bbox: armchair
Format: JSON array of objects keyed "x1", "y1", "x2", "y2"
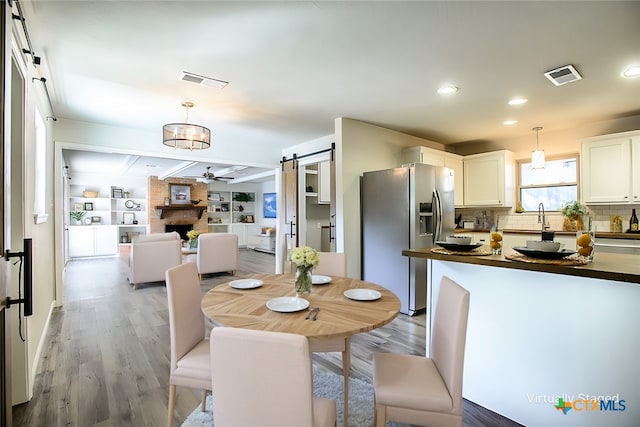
[
  {"x1": 184, "y1": 232, "x2": 238, "y2": 278},
  {"x1": 127, "y1": 232, "x2": 182, "y2": 289}
]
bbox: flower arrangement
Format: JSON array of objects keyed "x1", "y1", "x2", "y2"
[
  {"x1": 289, "y1": 246, "x2": 319, "y2": 269},
  {"x1": 186, "y1": 229, "x2": 201, "y2": 240},
  {"x1": 187, "y1": 229, "x2": 201, "y2": 248},
  {"x1": 289, "y1": 246, "x2": 319, "y2": 295}
]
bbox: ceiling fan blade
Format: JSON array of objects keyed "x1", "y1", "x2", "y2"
[{"x1": 213, "y1": 176, "x2": 234, "y2": 181}]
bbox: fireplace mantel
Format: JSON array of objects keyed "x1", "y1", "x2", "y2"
[{"x1": 155, "y1": 205, "x2": 207, "y2": 219}]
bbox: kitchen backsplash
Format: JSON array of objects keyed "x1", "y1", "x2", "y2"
[{"x1": 456, "y1": 204, "x2": 640, "y2": 232}]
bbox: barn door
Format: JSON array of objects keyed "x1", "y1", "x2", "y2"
[{"x1": 281, "y1": 158, "x2": 298, "y2": 273}]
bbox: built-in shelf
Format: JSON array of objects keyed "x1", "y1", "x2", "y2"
[{"x1": 155, "y1": 205, "x2": 207, "y2": 219}]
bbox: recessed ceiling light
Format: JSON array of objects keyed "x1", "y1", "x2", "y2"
[
  {"x1": 503, "y1": 120, "x2": 518, "y2": 126},
  {"x1": 508, "y1": 97, "x2": 528, "y2": 106},
  {"x1": 437, "y1": 85, "x2": 459, "y2": 95},
  {"x1": 622, "y1": 66, "x2": 640, "y2": 78}
]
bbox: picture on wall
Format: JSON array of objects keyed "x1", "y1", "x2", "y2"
[
  {"x1": 170, "y1": 184, "x2": 191, "y2": 205},
  {"x1": 263, "y1": 192, "x2": 276, "y2": 218}
]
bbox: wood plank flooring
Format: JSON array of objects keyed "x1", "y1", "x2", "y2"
[{"x1": 13, "y1": 249, "x2": 522, "y2": 427}]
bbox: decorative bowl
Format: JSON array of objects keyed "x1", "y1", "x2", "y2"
[
  {"x1": 525, "y1": 240, "x2": 561, "y2": 252},
  {"x1": 446, "y1": 235, "x2": 472, "y2": 245}
]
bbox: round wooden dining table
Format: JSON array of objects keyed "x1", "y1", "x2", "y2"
[{"x1": 201, "y1": 272, "x2": 400, "y2": 425}]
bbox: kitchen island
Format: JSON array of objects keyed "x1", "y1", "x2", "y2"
[{"x1": 403, "y1": 248, "x2": 639, "y2": 427}]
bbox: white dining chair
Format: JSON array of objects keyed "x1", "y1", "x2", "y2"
[
  {"x1": 373, "y1": 276, "x2": 470, "y2": 427},
  {"x1": 165, "y1": 262, "x2": 211, "y2": 427},
  {"x1": 310, "y1": 252, "x2": 351, "y2": 421},
  {"x1": 210, "y1": 327, "x2": 336, "y2": 427}
]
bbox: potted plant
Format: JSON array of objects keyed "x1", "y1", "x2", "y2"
[
  {"x1": 561, "y1": 200, "x2": 587, "y2": 231},
  {"x1": 70, "y1": 210, "x2": 86, "y2": 225}
]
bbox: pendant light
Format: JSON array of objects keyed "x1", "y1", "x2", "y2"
[
  {"x1": 531, "y1": 126, "x2": 545, "y2": 169},
  {"x1": 162, "y1": 101, "x2": 211, "y2": 150}
]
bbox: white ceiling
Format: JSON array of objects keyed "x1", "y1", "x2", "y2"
[{"x1": 17, "y1": 1, "x2": 640, "y2": 180}]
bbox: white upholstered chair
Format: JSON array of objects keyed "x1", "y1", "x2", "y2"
[
  {"x1": 309, "y1": 252, "x2": 351, "y2": 419},
  {"x1": 165, "y1": 262, "x2": 211, "y2": 427},
  {"x1": 373, "y1": 276, "x2": 470, "y2": 427},
  {"x1": 210, "y1": 327, "x2": 336, "y2": 427},
  {"x1": 184, "y1": 232, "x2": 238, "y2": 278},
  {"x1": 128, "y1": 231, "x2": 182, "y2": 289},
  {"x1": 314, "y1": 251, "x2": 347, "y2": 277}
]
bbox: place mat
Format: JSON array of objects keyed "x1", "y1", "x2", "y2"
[
  {"x1": 430, "y1": 246, "x2": 493, "y2": 256},
  {"x1": 505, "y1": 253, "x2": 589, "y2": 266}
]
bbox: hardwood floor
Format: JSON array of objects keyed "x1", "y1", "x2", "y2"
[{"x1": 13, "y1": 249, "x2": 521, "y2": 426}]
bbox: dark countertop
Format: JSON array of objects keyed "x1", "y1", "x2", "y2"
[
  {"x1": 402, "y1": 247, "x2": 640, "y2": 285},
  {"x1": 455, "y1": 228, "x2": 640, "y2": 240}
]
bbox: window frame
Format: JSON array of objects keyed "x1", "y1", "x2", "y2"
[{"x1": 516, "y1": 153, "x2": 581, "y2": 212}]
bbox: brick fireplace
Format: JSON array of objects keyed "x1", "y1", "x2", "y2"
[{"x1": 148, "y1": 177, "x2": 208, "y2": 237}]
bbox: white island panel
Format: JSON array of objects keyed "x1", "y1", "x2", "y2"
[{"x1": 429, "y1": 260, "x2": 639, "y2": 427}]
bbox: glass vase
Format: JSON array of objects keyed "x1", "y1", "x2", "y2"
[
  {"x1": 188, "y1": 238, "x2": 198, "y2": 249},
  {"x1": 295, "y1": 266, "x2": 313, "y2": 296}
]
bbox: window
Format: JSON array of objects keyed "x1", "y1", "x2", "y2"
[{"x1": 517, "y1": 154, "x2": 579, "y2": 211}]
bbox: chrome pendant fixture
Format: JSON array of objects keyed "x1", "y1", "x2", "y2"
[
  {"x1": 531, "y1": 126, "x2": 545, "y2": 169},
  {"x1": 163, "y1": 101, "x2": 211, "y2": 150}
]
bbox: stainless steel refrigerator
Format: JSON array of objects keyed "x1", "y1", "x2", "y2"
[{"x1": 361, "y1": 163, "x2": 455, "y2": 315}]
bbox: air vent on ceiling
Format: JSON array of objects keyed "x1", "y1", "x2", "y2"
[
  {"x1": 544, "y1": 65, "x2": 582, "y2": 86},
  {"x1": 179, "y1": 71, "x2": 228, "y2": 89}
]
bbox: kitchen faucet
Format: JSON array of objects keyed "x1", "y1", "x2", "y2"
[{"x1": 537, "y1": 203, "x2": 549, "y2": 231}]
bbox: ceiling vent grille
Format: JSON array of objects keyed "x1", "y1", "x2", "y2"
[
  {"x1": 179, "y1": 71, "x2": 228, "y2": 89},
  {"x1": 544, "y1": 65, "x2": 582, "y2": 86}
]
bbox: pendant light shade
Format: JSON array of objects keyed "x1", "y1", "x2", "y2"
[
  {"x1": 163, "y1": 101, "x2": 211, "y2": 150},
  {"x1": 531, "y1": 126, "x2": 545, "y2": 169}
]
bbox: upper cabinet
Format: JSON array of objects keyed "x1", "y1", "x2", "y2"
[
  {"x1": 463, "y1": 150, "x2": 515, "y2": 207},
  {"x1": 304, "y1": 161, "x2": 331, "y2": 205},
  {"x1": 581, "y1": 131, "x2": 640, "y2": 204},
  {"x1": 403, "y1": 146, "x2": 464, "y2": 206}
]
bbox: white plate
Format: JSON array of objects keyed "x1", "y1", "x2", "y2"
[
  {"x1": 344, "y1": 289, "x2": 382, "y2": 301},
  {"x1": 266, "y1": 297, "x2": 310, "y2": 313},
  {"x1": 312, "y1": 275, "x2": 332, "y2": 285},
  {"x1": 229, "y1": 279, "x2": 263, "y2": 289}
]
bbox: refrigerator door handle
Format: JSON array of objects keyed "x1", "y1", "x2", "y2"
[{"x1": 433, "y1": 189, "x2": 443, "y2": 243}]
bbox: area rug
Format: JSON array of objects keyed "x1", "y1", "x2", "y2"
[{"x1": 181, "y1": 369, "x2": 374, "y2": 427}]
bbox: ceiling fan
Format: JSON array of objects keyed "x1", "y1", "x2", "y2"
[{"x1": 186, "y1": 166, "x2": 235, "y2": 182}]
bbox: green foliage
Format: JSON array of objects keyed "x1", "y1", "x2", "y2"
[
  {"x1": 233, "y1": 192, "x2": 254, "y2": 202},
  {"x1": 70, "y1": 211, "x2": 86, "y2": 221},
  {"x1": 560, "y1": 200, "x2": 587, "y2": 218}
]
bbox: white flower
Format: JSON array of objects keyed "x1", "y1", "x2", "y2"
[{"x1": 289, "y1": 246, "x2": 319, "y2": 268}]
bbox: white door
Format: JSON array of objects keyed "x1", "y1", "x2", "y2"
[{"x1": 1, "y1": 2, "x2": 11, "y2": 420}]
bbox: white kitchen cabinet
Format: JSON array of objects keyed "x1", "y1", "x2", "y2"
[
  {"x1": 463, "y1": 150, "x2": 515, "y2": 207},
  {"x1": 581, "y1": 131, "x2": 640, "y2": 204},
  {"x1": 444, "y1": 155, "x2": 464, "y2": 206},
  {"x1": 317, "y1": 160, "x2": 331, "y2": 204},
  {"x1": 304, "y1": 162, "x2": 331, "y2": 205},
  {"x1": 69, "y1": 225, "x2": 118, "y2": 257},
  {"x1": 403, "y1": 146, "x2": 464, "y2": 206}
]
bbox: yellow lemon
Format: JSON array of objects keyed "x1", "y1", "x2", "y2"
[
  {"x1": 491, "y1": 232, "x2": 503, "y2": 242},
  {"x1": 578, "y1": 246, "x2": 593, "y2": 256},
  {"x1": 576, "y1": 233, "x2": 591, "y2": 247},
  {"x1": 490, "y1": 240, "x2": 501, "y2": 250}
]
